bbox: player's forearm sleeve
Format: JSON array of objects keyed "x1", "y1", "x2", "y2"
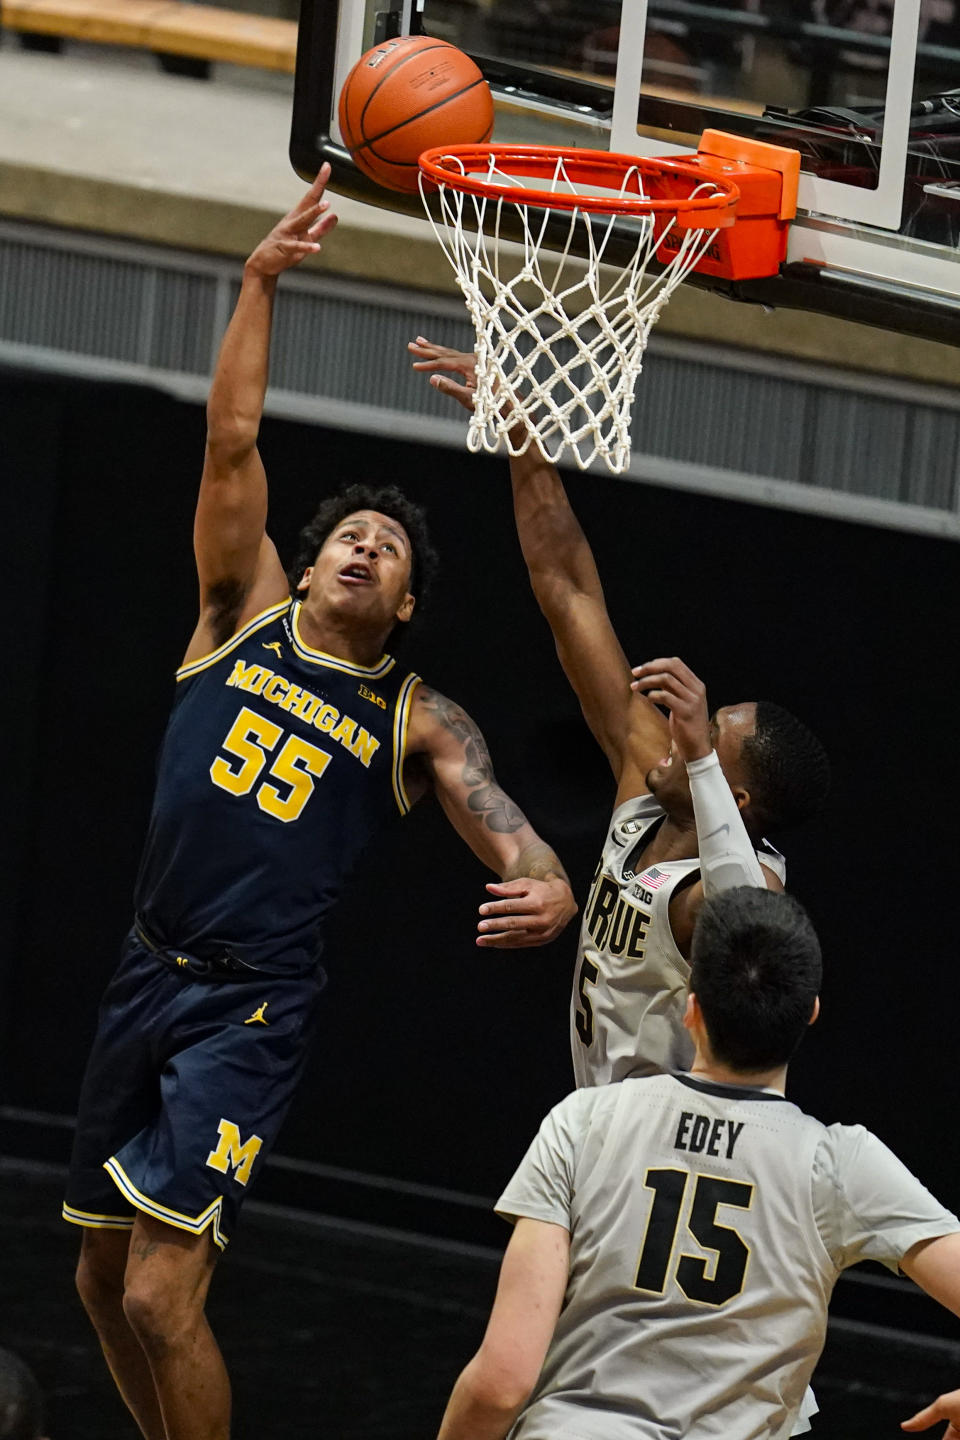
[{"x1": 686, "y1": 750, "x2": 766, "y2": 897}]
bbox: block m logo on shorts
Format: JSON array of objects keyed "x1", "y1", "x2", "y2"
[{"x1": 205, "y1": 1119, "x2": 263, "y2": 1186}]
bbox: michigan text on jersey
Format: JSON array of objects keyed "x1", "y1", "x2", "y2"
[{"x1": 225, "y1": 660, "x2": 381, "y2": 767}]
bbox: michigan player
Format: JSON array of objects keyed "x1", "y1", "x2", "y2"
[
  {"x1": 411, "y1": 340, "x2": 829, "y2": 1085},
  {"x1": 434, "y1": 888, "x2": 960, "y2": 1440},
  {"x1": 65, "y1": 171, "x2": 577, "y2": 1440}
]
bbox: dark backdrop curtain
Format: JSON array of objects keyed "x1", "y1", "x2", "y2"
[{"x1": 2, "y1": 368, "x2": 958, "y2": 1244}]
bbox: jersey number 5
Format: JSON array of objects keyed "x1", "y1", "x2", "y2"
[
  {"x1": 210, "y1": 706, "x2": 332, "y2": 823},
  {"x1": 575, "y1": 958, "x2": 600, "y2": 1046},
  {"x1": 635, "y1": 1167, "x2": 753, "y2": 1307}
]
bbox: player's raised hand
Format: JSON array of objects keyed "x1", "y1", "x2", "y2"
[
  {"x1": 630, "y1": 657, "x2": 712, "y2": 764},
  {"x1": 477, "y1": 877, "x2": 577, "y2": 948},
  {"x1": 408, "y1": 337, "x2": 477, "y2": 411},
  {"x1": 245, "y1": 164, "x2": 338, "y2": 277},
  {"x1": 902, "y1": 1389, "x2": 960, "y2": 1437}
]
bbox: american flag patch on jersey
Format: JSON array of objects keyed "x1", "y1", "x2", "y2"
[{"x1": 638, "y1": 866, "x2": 671, "y2": 891}]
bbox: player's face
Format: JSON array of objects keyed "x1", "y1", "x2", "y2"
[
  {"x1": 299, "y1": 511, "x2": 415, "y2": 630},
  {"x1": 647, "y1": 703, "x2": 756, "y2": 814}
]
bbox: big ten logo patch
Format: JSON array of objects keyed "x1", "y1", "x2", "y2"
[
  {"x1": 357, "y1": 683, "x2": 387, "y2": 709},
  {"x1": 205, "y1": 1119, "x2": 263, "y2": 1186}
]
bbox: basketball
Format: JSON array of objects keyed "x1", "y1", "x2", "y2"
[{"x1": 338, "y1": 36, "x2": 494, "y2": 194}]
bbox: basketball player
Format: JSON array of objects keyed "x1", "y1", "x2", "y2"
[
  {"x1": 414, "y1": 343, "x2": 828, "y2": 1433},
  {"x1": 411, "y1": 339, "x2": 829, "y2": 1085},
  {"x1": 64, "y1": 171, "x2": 576, "y2": 1440},
  {"x1": 0, "y1": 1350, "x2": 48, "y2": 1440},
  {"x1": 433, "y1": 887, "x2": 960, "y2": 1440}
]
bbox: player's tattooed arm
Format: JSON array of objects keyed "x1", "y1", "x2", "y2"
[
  {"x1": 408, "y1": 686, "x2": 577, "y2": 948},
  {"x1": 418, "y1": 688, "x2": 528, "y2": 835}
]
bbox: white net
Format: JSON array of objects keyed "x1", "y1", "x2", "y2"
[{"x1": 420, "y1": 151, "x2": 724, "y2": 474}]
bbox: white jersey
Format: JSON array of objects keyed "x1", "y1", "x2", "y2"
[
  {"x1": 572, "y1": 794, "x2": 786, "y2": 1087},
  {"x1": 498, "y1": 1074, "x2": 960, "y2": 1440}
]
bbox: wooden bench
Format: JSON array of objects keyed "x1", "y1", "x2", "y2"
[{"x1": 1, "y1": 0, "x2": 298, "y2": 72}]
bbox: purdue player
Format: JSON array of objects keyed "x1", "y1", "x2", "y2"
[
  {"x1": 434, "y1": 888, "x2": 960, "y2": 1440},
  {"x1": 415, "y1": 344, "x2": 827, "y2": 1433},
  {"x1": 411, "y1": 340, "x2": 829, "y2": 1085},
  {"x1": 65, "y1": 173, "x2": 577, "y2": 1440}
]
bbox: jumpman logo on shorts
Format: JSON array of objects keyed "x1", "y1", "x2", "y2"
[
  {"x1": 244, "y1": 1002, "x2": 270, "y2": 1026},
  {"x1": 262, "y1": 642, "x2": 283, "y2": 658}
]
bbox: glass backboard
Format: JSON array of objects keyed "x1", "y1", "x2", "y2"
[{"x1": 290, "y1": 0, "x2": 960, "y2": 342}]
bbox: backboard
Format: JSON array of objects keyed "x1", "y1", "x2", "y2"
[{"x1": 290, "y1": 0, "x2": 960, "y2": 344}]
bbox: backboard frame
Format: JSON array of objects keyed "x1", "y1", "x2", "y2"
[
  {"x1": 613, "y1": 0, "x2": 922, "y2": 228},
  {"x1": 290, "y1": 0, "x2": 960, "y2": 347}
]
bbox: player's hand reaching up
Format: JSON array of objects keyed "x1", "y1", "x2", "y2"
[
  {"x1": 477, "y1": 877, "x2": 577, "y2": 948},
  {"x1": 245, "y1": 164, "x2": 338, "y2": 277},
  {"x1": 902, "y1": 1389, "x2": 960, "y2": 1437},
  {"x1": 408, "y1": 337, "x2": 477, "y2": 411},
  {"x1": 631, "y1": 656, "x2": 712, "y2": 765}
]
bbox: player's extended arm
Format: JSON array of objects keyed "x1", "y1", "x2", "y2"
[
  {"x1": 407, "y1": 685, "x2": 577, "y2": 948},
  {"x1": 408, "y1": 339, "x2": 669, "y2": 791},
  {"x1": 900, "y1": 1235, "x2": 960, "y2": 1437},
  {"x1": 436, "y1": 1218, "x2": 569, "y2": 1440},
  {"x1": 184, "y1": 169, "x2": 338, "y2": 665}
]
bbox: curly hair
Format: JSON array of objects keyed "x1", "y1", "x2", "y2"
[
  {"x1": 741, "y1": 701, "x2": 830, "y2": 835},
  {"x1": 690, "y1": 888, "x2": 822, "y2": 1072},
  {"x1": 288, "y1": 484, "x2": 439, "y2": 628}
]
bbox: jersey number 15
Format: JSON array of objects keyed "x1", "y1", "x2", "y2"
[{"x1": 635, "y1": 1167, "x2": 754, "y2": 1307}]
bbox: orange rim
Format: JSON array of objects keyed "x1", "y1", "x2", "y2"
[{"x1": 418, "y1": 143, "x2": 740, "y2": 220}]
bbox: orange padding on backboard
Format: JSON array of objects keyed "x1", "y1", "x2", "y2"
[
  {"x1": 698, "y1": 130, "x2": 800, "y2": 221},
  {"x1": 648, "y1": 130, "x2": 800, "y2": 282}
]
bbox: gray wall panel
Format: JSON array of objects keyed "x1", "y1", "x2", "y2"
[{"x1": 1, "y1": 219, "x2": 957, "y2": 537}]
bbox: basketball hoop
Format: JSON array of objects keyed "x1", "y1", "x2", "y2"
[{"x1": 418, "y1": 136, "x2": 798, "y2": 474}]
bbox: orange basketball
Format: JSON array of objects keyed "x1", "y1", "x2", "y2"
[{"x1": 338, "y1": 36, "x2": 493, "y2": 194}]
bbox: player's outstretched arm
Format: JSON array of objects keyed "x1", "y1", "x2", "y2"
[
  {"x1": 436, "y1": 1218, "x2": 569, "y2": 1440},
  {"x1": 408, "y1": 339, "x2": 669, "y2": 793},
  {"x1": 184, "y1": 169, "x2": 338, "y2": 665},
  {"x1": 407, "y1": 685, "x2": 577, "y2": 948},
  {"x1": 900, "y1": 1235, "x2": 960, "y2": 1437}
]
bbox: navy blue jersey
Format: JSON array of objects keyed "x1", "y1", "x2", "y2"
[{"x1": 135, "y1": 599, "x2": 420, "y2": 974}]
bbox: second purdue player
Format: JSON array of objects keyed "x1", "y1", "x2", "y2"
[
  {"x1": 410, "y1": 339, "x2": 830, "y2": 1084},
  {"x1": 413, "y1": 340, "x2": 830, "y2": 1435}
]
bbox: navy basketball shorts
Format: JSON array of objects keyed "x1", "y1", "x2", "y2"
[{"x1": 63, "y1": 930, "x2": 324, "y2": 1249}]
